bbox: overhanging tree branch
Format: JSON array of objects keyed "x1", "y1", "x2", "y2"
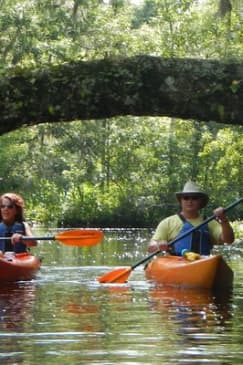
[{"x1": 0, "y1": 55, "x2": 242, "y2": 135}]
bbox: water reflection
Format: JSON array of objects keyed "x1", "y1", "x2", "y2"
[
  {"x1": 0, "y1": 282, "x2": 37, "y2": 365},
  {"x1": 148, "y1": 285, "x2": 233, "y2": 336},
  {"x1": 0, "y1": 282, "x2": 37, "y2": 332},
  {"x1": 0, "y1": 228, "x2": 242, "y2": 364}
]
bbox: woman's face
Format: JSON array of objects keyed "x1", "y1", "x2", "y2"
[{"x1": 0, "y1": 198, "x2": 17, "y2": 224}]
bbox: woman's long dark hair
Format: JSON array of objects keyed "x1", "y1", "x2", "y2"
[{"x1": 0, "y1": 193, "x2": 25, "y2": 222}]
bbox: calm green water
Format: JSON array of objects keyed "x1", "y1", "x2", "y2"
[{"x1": 0, "y1": 229, "x2": 243, "y2": 365}]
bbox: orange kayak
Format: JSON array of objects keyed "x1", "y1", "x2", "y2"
[
  {"x1": 145, "y1": 254, "x2": 233, "y2": 289},
  {"x1": 0, "y1": 252, "x2": 41, "y2": 282}
]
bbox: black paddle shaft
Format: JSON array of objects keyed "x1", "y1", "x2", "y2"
[
  {"x1": 132, "y1": 197, "x2": 243, "y2": 270},
  {"x1": 0, "y1": 235, "x2": 56, "y2": 240}
]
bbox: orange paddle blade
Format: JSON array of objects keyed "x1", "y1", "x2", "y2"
[
  {"x1": 98, "y1": 267, "x2": 132, "y2": 284},
  {"x1": 55, "y1": 229, "x2": 104, "y2": 246}
]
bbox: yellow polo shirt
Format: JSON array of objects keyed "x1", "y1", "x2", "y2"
[{"x1": 152, "y1": 214, "x2": 223, "y2": 244}]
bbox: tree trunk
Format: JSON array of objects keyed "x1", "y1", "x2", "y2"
[{"x1": 0, "y1": 56, "x2": 242, "y2": 135}]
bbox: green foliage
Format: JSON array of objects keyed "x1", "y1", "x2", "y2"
[
  {"x1": 0, "y1": 0, "x2": 242, "y2": 227},
  {"x1": 0, "y1": 118, "x2": 242, "y2": 227}
]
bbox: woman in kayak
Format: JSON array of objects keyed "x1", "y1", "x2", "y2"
[
  {"x1": 0, "y1": 193, "x2": 37, "y2": 253},
  {"x1": 148, "y1": 181, "x2": 234, "y2": 255}
]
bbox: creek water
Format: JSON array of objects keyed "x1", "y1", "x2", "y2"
[{"x1": 0, "y1": 228, "x2": 243, "y2": 365}]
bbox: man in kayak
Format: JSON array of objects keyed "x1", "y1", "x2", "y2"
[
  {"x1": 148, "y1": 181, "x2": 234, "y2": 255},
  {"x1": 0, "y1": 193, "x2": 37, "y2": 253}
]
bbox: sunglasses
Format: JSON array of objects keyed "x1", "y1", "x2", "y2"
[
  {"x1": 0, "y1": 204, "x2": 15, "y2": 209},
  {"x1": 182, "y1": 196, "x2": 201, "y2": 201}
]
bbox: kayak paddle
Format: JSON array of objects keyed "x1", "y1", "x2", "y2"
[
  {"x1": 1, "y1": 229, "x2": 104, "y2": 247},
  {"x1": 98, "y1": 197, "x2": 243, "y2": 284}
]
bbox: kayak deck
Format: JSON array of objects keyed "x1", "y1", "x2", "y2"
[
  {"x1": 145, "y1": 254, "x2": 233, "y2": 289},
  {"x1": 0, "y1": 252, "x2": 41, "y2": 282}
]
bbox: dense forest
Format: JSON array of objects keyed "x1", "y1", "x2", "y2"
[{"x1": 0, "y1": 0, "x2": 242, "y2": 228}]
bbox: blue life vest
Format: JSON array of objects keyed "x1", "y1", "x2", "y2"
[
  {"x1": 0, "y1": 222, "x2": 27, "y2": 253},
  {"x1": 173, "y1": 213, "x2": 212, "y2": 256}
]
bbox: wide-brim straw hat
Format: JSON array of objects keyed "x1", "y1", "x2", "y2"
[{"x1": 175, "y1": 181, "x2": 209, "y2": 208}]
